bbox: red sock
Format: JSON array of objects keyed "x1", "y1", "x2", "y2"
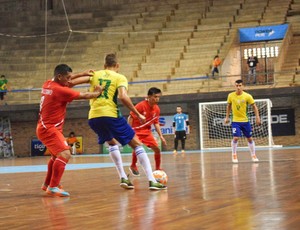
[
  {"x1": 44, "y1": 157, "x2": 55, "y2": 186},
  {"x1": 49, "y1": 156, "x2": 68, "y2": 188},
  {"x1": 154, "y1": 151, "x2": 161, "y2": 170},
  {"x1": 131, "y1": 151, "x2": 138, "y2": 170}
]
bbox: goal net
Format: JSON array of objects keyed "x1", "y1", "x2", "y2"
[{"x1": 199, "y1": 99, "x2": 277, "y2": 150}]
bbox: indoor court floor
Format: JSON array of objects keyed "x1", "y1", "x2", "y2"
[{"x1": 1, "y1": 148, "x2": 300, "y2": 230}]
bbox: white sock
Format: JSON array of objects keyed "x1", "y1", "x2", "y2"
[
  {"x1": 231, "y1": 140, "x2": 238, "y2": 155},
  {"x1": 135, "y1": 146, "x2": 156, "y2": 182},
  {"x1": 109, "y1": 145, "x2": 127, "y2": 179},
  {"x1": 248, "y1": 141, "x2": 256, "y2": 156}
]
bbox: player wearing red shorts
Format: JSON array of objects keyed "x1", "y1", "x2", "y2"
[
  {"x1": 37, "y1": 64, "x2": 102, "y2": 197},
  {"x1": 128, "y1": 87, "x2": 167, "y2": 176}
]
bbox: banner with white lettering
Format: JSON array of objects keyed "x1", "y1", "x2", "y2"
[
  {"x1": 151, "y1": 115, "x2": 189, "y2": 135},
  {"x1": 239, "y1": 24, "x2": 288, "y2": 43},
  {"x1": 206, "y1": 108, "x2": 295, "y2": 138},
  {"x1": 31, "y1": 136, "x2": 84, "y2": 156},
  {"x1": 271, "y1": 109, "x2": 295, "y2": 136}
]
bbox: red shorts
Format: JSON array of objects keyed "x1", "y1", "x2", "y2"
[
  {"x1": 136, "y1": 132, "x2": 158, "y2": 148},
  {"x1": 36, "y1": 124, "x2": 70, "y2": 156}
]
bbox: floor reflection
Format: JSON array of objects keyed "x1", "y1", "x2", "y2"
[{"x1": 42, "y1": 196, "x2": 70, "y2": 230}]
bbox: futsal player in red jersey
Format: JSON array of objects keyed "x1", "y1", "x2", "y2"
[
  {"x1": 128, "y1": 87, "x2": 167, "y2": 176},
  {"x1": 37, "y1": 64, "x2": 102, "y2": 197}
]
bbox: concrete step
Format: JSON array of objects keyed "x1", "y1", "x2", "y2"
[
  {"x1": 141, "y1": 61, "x2": 176, "y2": 72},
  {"x1": 135, "y1": 70, "x2": 171, "y2": 80},
  {"x1": 145, "y1": 53, "x2": 181, "y2": 63},
  {"x1": 157, "y1": 31, "x2": 191, "y2": 41},
  {"x1": 177, "y1": 2, "x2": 207, "y2": 11},
  {"x1": 200, "y1": 17, "x2": 234, "y2": 25},
  {"x1": 166, "y1": 19, "x2": 199, "y2": 28},
  {"x1": 189, "y1": 36, "x2": 224, "y2": 45}
]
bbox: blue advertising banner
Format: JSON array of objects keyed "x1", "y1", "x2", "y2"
[
  {"x1": 31, "y1": 136, "x2": 84, "y2": 156},
  {"x1": 239, "y1": 24, "x2": 289, "y2": 43},
  {"x1": 31, "y1": 138, "x2": 47, "y2": 156}
]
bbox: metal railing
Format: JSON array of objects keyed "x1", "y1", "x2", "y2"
[{"x1": 1, "y1": 70, "x2": 298, "y2": 105}]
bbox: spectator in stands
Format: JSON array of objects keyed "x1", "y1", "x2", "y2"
[
  {"x1": 0, "y1": 75, "x2": 10, "y2": 105},
  {"x1": 66, "y1": 131, "x2": 78, "y2": 155},
  {"x1": 247, "y1": 55, "x2": 259, "y2": 84},
  {"x1": 211, "y1": 55, "x2": 221, "y2": 79}
]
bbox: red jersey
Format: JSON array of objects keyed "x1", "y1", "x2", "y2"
[
  {"x1": 130, "y1": 100, "x2": 160, "y2": 135},
  {"x1": 38, "y1": 80, "x2": 80, "y2": 130}
]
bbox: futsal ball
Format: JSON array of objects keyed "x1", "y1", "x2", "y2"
[{"x1": 153, "y1": 170, "x2": 168, "y2": 185}]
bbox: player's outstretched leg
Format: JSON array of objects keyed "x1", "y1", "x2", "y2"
[
  {"x1": 46, "y1": 156, "x2": 70, "y2": 197},
  {"x1": 135, "y1": 146, "x2": 167, "y2": 190},
  {"x1": 41, "y1": 156, "x2": 55, "y2": 191},
  {"x1": 129, "y1": 151, "x2": 140, "y2": 176},
  {"x1": 154, "y1": 150, "x2": 162, "y2": 170},
  {"x1": 151, "y1": 145, "x2": 162, "y2": 170},
  {"x1": 109, "y1": 144, "x2": 134, "y2": 189}
]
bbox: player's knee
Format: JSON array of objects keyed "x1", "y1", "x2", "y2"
[
  {"x1": 151, "y1": 146, "x2": 160, "y2": 152},
  {"x1": 58, "y1": 150, "x2": 71, "y2": 160},
  {"x1": 107, "y1": 139, "x2": 118, "y2": 146},
  {"x1": 247, "y1": 137, "x2": 253, "y2": 143},
  {"x1": 128, "y1": 136, "x2": 142, "y2": 149}
]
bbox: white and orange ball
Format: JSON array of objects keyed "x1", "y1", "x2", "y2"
[{"x1": 153, "y1": 170, "x2": 168, "y2": 185}]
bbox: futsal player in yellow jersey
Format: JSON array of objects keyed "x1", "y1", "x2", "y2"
[
  {"x1": 71, "y1": 53, "x2": 166, "y2": 190},
  {"x1": 225, "y1": 79, "x2": 261, "y2": 163}
]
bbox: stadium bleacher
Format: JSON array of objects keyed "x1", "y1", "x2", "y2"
[{"x1": 0, "y1": 0, "x2": 299, "y2": 104}]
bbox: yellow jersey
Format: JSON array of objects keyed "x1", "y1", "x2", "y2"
[
  {"x1": 88, "y1": 70, "x2": 128, "y2": 119},
  {"x1": 227, "y1": 91, "x2": 255, "y2": 122}
]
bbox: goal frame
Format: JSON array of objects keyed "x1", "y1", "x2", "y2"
[{"x1": 199, "y1": 99, "x2": 276, "y2": 150}]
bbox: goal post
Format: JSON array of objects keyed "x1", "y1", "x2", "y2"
[{"x1": 199, "y1": 99, "x2": 279, "y2": 150}]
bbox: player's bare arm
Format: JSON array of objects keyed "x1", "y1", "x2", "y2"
[
  {"x1": 154, "y1": 123, "x2": 167, "y2": 146},
  {"x1": 118, "y1": 86, "x2": 146, "y2": 123},
  {"x1": 6, "y1": 82, "x2": 11, "y2": 91},
  {"x1": 69, "y1": 76, "x2": 90, "y2": 87},
  {"x1": 70, "y1": 70, "x2": 94, "y2": 80},
  {"x1": 77, "y1": 85, "x2": 102, "y2": 99},
  {"x1": 225, "y1": 103, "x2": 232, "y2": 124},
  {"x1": 252, "y1": 103, "x2": 261, "y2": 125},
  {"x1": 127, "y1": 115, "x2": 133, "y2": 126}
]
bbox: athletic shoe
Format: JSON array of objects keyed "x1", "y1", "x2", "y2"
[
  {"x1": 46, "y1": 187, "x2": 70, "y2": 197},
  {"x1": 173, "y1": 150, "x2": 177, "y2": 156},
  {"x1": 252, "y1": 155, "x2": 259, "y2": 162},
  {"x1": 41, "y1": 183, "x2": 63, "y2": 191},
  {"x1": 129, "y1": 166, "x2": 140, "y2": 177},
  {"x1": 149, "y1": 181, "x2": 167, "y2": 190},
  {"x1": 232, "y1": 154, "x2": 238, "y2": 163},
  {"x1": 120, "y1": 177, "x2": 134, "y2": 189}
]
